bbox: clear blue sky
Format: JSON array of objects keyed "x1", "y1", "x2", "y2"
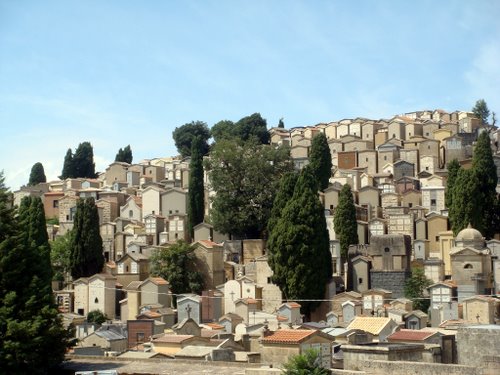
[{"x1": 1, "y1": 0, "x2": 499, "y2": 189}]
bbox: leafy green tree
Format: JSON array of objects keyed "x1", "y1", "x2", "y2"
[
  {"x1": 205, "y1": 139, "x2": 293, "y2": 238},
  {"x1": 472, "y1": 131, "x2": 498, "y2": 238},
  {"x1": 235, "y1": 112, "x2": 270, "y2": 144},
  {"x1": 50, "y1": 231, "x2": 72, "y2": 282},
  {"x1": 150, "y1": 240, "x2": 203, "y2": 298},
  {"x1": 69, "y1": 198, "x2": 104, "y2": 279},
  {"x1": 472, "y1": 99, "x2": 490, "y2": 125},
  {"x1": 0, "y1": 175, "x2": 73, "y2": 374},
  {"x1": 87, "y1": 310, "x2": 108, "y2": 325},
  {"x1": 404, "y1": 267, "x2": 432, "y2": 312},
  {"x1": 445, "y1": 159, "x2": 460, "y2": 210},
  {"x1": 278, "y1": 117, "x2": 285, "y2": 128},
  {"x1": 60, "y1": 148, "x2": 75, "y2": 179},
  {"x1": 187, "y1": 136, "x2": 205, "y2": 238},
  {"x1": 334, "y1": 184, "x2": 359, "y2": 262},
  {"x1": 115, "y1": 144, "x2": 133, "y2": 164},
  {"x1": 449, "y1": 168, "x2": 482, "y2": 236},
  {"x1": 282, "y1": 348, "x2": 329, "y2": 375},
  {"x1": 173, "y1": 121, "x2": 210, "y2": 157},
  {"x1": 211, "y1": 120, "x2": 237, "y2": 143},
  {"x1": 73, "y1": 141, "x2": 97, "y2": 178},
  {"x1": 267, "y1": 166, "x2": 332, "y2": 317},
  {"x1": 28, "y1": 162, "x2": 47, "y2": 186},
  {"x1": 309, "y1": 132, "x2": 332, "y2": 191}
]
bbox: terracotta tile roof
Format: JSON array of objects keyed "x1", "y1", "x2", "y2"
[
  {"x1": 152, "y1": 334, "x2": 194, "y2": 344},
  {"x1": 261, "y1": 329, "x2": 316, "y2": 344},
  {"x1": 277, "y1": 315, "x2": 288, "y2": 322},
  {"x1": 200, "y1": 329, "x2": 219, "y2": 338},
  {"x1": 347, "y1": 317, "x2": 394, "y2": 335},
  {"x1": 139, "y1": 310, "x2": 161, "y2": 319},
  {"x1": 388, "y1": 329, "x2": 436, "y2": 342},
  {"x1": 149, "y1": 277, "x2": 169, "y2": 285},
  {"x1": 282, "y1": 302, "x2": 301, "y2": 309},
  {"x1": 204, "y1": 323, "x2": 225, "y2": 330}
]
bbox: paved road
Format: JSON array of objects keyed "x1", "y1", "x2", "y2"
[{"x1": 60, "y1": 358, "x2": 258, "y2": 375}]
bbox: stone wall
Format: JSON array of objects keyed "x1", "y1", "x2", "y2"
[
  {"x1": 354, "y1": 360, "x2": 482, "y2": 375},
  {"x1": 370, "y1": 270, "x2": 410, "y2": 298},
  {"x1": 456, "y1": 325, "x2": 500, "y2": 368}
]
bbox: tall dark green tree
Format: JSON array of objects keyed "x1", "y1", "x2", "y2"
[
  {"x1": 150, "y1": 240, "x2": 203, "y2": 298},
  {"x1": 73, "y1": 141, "x2": 97, "y2": 178},
  {"x1": 309, "y1": 132, "x2": 332, "y2": 191},
  {"x1": 472, "y1": 99, "x2": 490, "y2": 125},
  {"x1": 0, "y1": 175, "x2": 73, "y2": 373},
  {"x1": 28, "y1": 162, "x2": 47, "y2": 186},
  {"x1": 445, "y1": 159, "x2": 460, "y2": 210},
  {"x1": 211, "y1": 120, "x2": 237, "y2": 143},
  {"x1": 235, "y1": 113, "x2": 270, "y2": 144},
  {"x1": 173, "y1": 121, "x2": 211, "y2": 157},
  {"x1": 60, "y1": 148, "x2": 75, "y2": 179},
  {"x1": 334, "y1": 184, "x2": 359, "y2": 262},
  {"x1": 472, "y1": 131, "x2": 498, "y2": 238},
  {"x1": 267, "y1": 172, "x2": 299, "y2": 232},
  {"x1": 115, "y1": 145, "x2": 133, "y2": 164},
  {"x1": 449, "y1": 168, "x2": 481, "y2": 236},
  {"x1": 278, "y1": 117, "x2": 285, "y2": 128},
  {"x1": 205, "y1": 139, "x2": 292, "y2": 238},
  {"x1": 69, "y1": 198, "x2": 104, "y2": 279},
  {"x1": 267, "y1": 166, "x2": 332, "y2": 317},
  {"x1": 187, "y1": 136, "x2": 205, "y2": 238}
]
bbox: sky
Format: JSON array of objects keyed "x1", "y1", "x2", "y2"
[{"x1": 1, "y1": 0, "x2": 499, "y2": 190}]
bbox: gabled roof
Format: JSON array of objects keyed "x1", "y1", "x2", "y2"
[
  {"x1": 260, "y1": 329, "x2": 316, "y2": 344},
  {"x1": 388, "y1": 329, "x2": 438, "y2": 342},
  {"x1": 346, "y1": 317, "x2": 395, "y2": 335},
  {"x1": 152, "y1": 334, "x2": 198, "y2": 344}
]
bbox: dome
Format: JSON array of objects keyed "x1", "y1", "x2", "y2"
[{"x1": 456, "y1": 224, "x2": 483, "y2": 242}]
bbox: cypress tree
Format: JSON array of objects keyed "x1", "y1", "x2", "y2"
[
  {"x1": 28, "y1": 162, "x2": 47, "y2": 186},
  {"x1": 187, "y1": 137, "x2": 205, "y2": 238},
  {"x1": 267, "y1": 166, "x2": 332, "y2": 317},
  {"x1": 73, "y1": 141, "x2": 96, "y2": 178},
  {"x1": 267, "y1": 171, "x2": 299, "y2": 234},
  {"x1": 60, "y1": 148, "x2": 75, "y2": 179},
  {"x1": 0, "y1": 177, "x2": 72, "y2": 373},
  {"x1": 334, "y1": 184, "x2": 359, "y2": 263},
  {"x1": 309, "y1": 132, "x2": 332, "y2": 191},
  {"x1": 472, "y1": 131, "x2": 498, "y2": 238},
  {"x1": 70, "y1": 198, "x2": 104, "y2": 279},
  {"x1": 445, "y1": 159, "x2": 460, "y2": 210},
  {"x1": 449, "y1": 168, "x2": 482, "y2": 236},
  {"x1": 115, "y1": 145, "x2": 133, "y2": 164}
]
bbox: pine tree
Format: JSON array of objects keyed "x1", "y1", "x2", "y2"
[
  {"x1": 267, "y1": 166, "x2": 332, "y2": 317},
  {"x1": 309, "y1": 132, "x2": 332, "y2": 191},
  {"x1": 278, "y1": 118, "x2": 285, "y2": 128},
  {"x1": 334, "y1": 184, "x2": 359, "y2": 262},
  {"x1": 472, "y1": 99, "x2": 490, "y2": 126},
  {"x1": 69, "y1": 198, "x2": 104, "y2": 279},
  {"x1": 28, "y1": 162, "x2": 47, "y2": 186},
  {"x1": 73, "y1": 141, "x2": 97, "y2": 178},
  {"x1": 187, "y1": 136, "x2": 205, "y2": 238},
  {"x1": 0, "y1": 176, "x2": 73, "y2": 373},
  {"x1": 60, "y1": 148, "x2": 75, "y2": 179},
  {"x1": 445, "y1": 159, "x2": 460, "y2": 210},
  {"x1": 472, "y1": 131, "x2": 498, "y2": 238}
]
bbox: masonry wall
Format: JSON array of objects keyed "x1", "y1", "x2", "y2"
[
  {"x1": 456, "y1": 325, "x2": 500, "y2": 368},
  {"x1": 370, "y1": 270, "x2": 410, "y2": 298},
  {"x1": 345, "y1": 360, "x2": 482, "y2": 375}
]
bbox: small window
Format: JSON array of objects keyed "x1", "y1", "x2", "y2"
[
  {"x1": 408, "y1": 203, "x2": 413, "y2": 208},
  {"x1": 136, "y1": 332, "x2": 145, "y2": 343},
  {"x1": 366, "y1": 158, "x2": 368, "y2": 162},
  {"x1": 384, "y1": 156, "x2": 387, "y2": 161},
  {"x1": 358, "y1": 278, "x2": 363, "y2": 284},
  {"x1": 464, "y1": 264, "x2": 473, "y2": 269},
  {"x1": 53, "y1": 200, "x2": 59, "y2": 208},
  {"x1": 431, "y1": 199, "x2": 436, "y2": 206},
  {"x1": 435, "y1": 236, "x2": 439, "y2": 242},
  {"x1": 384, "y1": 247, "x2": 390, "y2": 253},
  {"x1": 126, "y1": 265, "x2": 129, "y2": 272},
  {"x1": 330, "y1": 205, "x2": 334, "y2": 210},
  {"x1": 428, "y1": 145, "x2": 431, "y2": 149},
  {"x1": 94, "y1": 297, "x2": 99, "y2": 303},
  {"x1": 129, "y1": 210, "x2": 133, "y2": 218}
]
